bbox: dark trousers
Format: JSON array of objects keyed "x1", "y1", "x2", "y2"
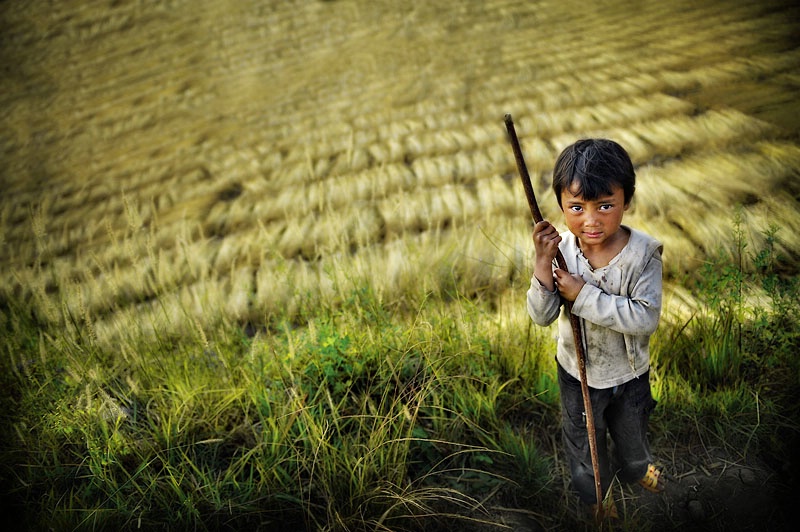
[{"x1": 557, "y1": 361, "x2": 656, "y2": 505}]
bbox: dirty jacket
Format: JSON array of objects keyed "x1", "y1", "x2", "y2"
[{"x1": 526, "y1": 226, "x2": 663, "y2": 389}]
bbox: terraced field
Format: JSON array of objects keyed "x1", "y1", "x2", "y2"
[
  {"x1": 3, "y1": 0, "x2": 799, "y2": 346},
  {"x1": 2, "y1": 1, "x2": 800, "y2": 529}
]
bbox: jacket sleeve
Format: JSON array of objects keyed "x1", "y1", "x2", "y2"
[
  {"x1": 571, "y1": 250, "x2": 662, "y2": 335},
  {"x1": 526, "y1": 276, "x2": 562, "y2": 327}
]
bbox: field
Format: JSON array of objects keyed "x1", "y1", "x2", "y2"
[{"x1": 2, "y1": 0, "x2": 800, "y2": 530}]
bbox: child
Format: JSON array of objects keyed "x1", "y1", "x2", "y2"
[{"x1": 526, "y1": 138, "x2": 665, "y2": 518}]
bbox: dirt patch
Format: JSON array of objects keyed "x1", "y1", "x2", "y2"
[
  {"x1": 463, "y1": 445, "x2": 793, "y2": 532},
  {"x1": 630, "y1": 451, "x2": 790, "y2": 532}
]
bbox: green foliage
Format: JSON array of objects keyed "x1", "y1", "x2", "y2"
[
  {"x1": 1, "y1": 285, "x2": 553, "y2": 530},
  {"x1": 749, "y1": 225, "x2": 800, "y2": 369},
  {"x1": 301, "y1": 324, "x2": 359, "y2": 398},
  {"x1": 658, "y1": 213, "x2": 799, "y2": 390},
  {"x1": 3, "y1": 217, "x2": 799, "y2": 530},
  {"x1": 653, "y1": 213, "x2": 800, "y2": 466}
]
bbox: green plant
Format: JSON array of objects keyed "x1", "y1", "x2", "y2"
[{"x1": 653, "y1": 212, "x2": 800, "y2": 470}]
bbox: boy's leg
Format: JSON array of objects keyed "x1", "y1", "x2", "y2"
[
  {"x1": 557, "y1": 363, "x2": 613, "y2": 505},
  {"x1": 605, "y1": 371, "x2": 657, "y2": 483}
]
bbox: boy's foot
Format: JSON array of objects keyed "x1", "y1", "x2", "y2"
[
  {"x1": 638, "y1": 463, "x2": 666, "y2": 493},
  {"x1": 588, "y1": 496, "x2": 618, "y2": 522},
  {"x1": 584, "y1": 491, "x2": 619, "y2": 524}
]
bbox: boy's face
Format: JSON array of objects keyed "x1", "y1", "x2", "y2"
[{"x1": 560, "y1": 183, "x2": 629, "y2": 249}]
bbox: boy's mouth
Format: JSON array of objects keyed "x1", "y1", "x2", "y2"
[{"x1": 584, "y1": 231, "x2": 603, "y2": 239}]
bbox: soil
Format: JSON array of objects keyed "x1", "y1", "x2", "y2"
[{"x1": 480, "y1": 445, "x2": 795, "y2": 532}]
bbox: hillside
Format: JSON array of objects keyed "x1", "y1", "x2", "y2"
[{"x1": 2, "y1": 1, "x2": 799, "y2": 530}]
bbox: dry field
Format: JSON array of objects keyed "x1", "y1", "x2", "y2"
[{"x1": 2, "y1": 0, "x2": 799, "y2": 344}]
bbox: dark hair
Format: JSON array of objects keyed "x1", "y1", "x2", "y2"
[{"x1": 552, "y1": 139, "x2": 635, "y2": 209}]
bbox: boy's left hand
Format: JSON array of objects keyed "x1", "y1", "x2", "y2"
[{"x1": 554, "y1": 269, "x2": 585, "y2": 302}]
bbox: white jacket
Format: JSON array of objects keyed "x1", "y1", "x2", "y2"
[{"x1": 527, "y1": 226, "x2": 663, "y2": 389}]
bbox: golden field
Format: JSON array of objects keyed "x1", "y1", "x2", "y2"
[
  {"x1": 2, "y1": 0, "x2": 799, "y2": 344},
  {"x1": 2, "y1": 2, "x2": 800, "y2": 530}
]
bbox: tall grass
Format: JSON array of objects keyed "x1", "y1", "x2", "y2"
[
  {"x1": 2, "y1": 213, "x2": 798, "y2": 530},
  {"x1": 651, "y1": 214, "x2": 800, "y2": 468},
  {"x1": 1, "y1": 278, "x2": 558, "y2": 531}
]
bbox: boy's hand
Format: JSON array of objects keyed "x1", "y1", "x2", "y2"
[
  {"x1": 554, "y1": 268, "x2": 585, "y2": 302},
  {"x1": 532, "y1": 221, "x2": 560, "y2": 291}
]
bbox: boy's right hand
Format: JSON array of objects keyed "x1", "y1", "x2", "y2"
[{"x1": 532, "y1": 220, "x2": 560, "y2": 291}]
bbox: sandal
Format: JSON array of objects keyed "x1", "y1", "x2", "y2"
[
  {"x1": 588, "y1": 491, "x2": 618, "y2": 522},
  {"x1": 590, "y1": 499, "x2": 618, "y2": 521},
  {"x1": 638, "y1": 463, "x2": 665, "y2": 493}
]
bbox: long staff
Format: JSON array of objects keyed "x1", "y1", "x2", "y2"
[{"x1": 504, "y1": 114, "x2": 604, "y2": 516}]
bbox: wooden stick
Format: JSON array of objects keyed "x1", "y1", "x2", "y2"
[{"x1": 504, "y1": 113, "x2": 604, "y2": 516}]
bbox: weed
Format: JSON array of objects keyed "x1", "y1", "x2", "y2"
[{"x1": 653, "y1": 212, "x2": 800, "y2": 470}]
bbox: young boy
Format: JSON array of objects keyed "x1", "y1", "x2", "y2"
[{"x1": 526, "y1": 138, "x2": 665, "y2": 517}]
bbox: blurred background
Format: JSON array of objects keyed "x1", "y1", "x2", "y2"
[{"x1": 2, "y1": 0, "x2": 799, "y2": 337}]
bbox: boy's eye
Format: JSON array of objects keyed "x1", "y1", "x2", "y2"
[
  {"x1": 599, "y1": 204, "x2": 613, "y2": 210},
  {"x1": 569, "y1": 206, "x2": 583, "y2": 212}
]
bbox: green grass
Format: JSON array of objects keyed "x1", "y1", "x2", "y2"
[
  {"x1": 650, "y1": 218, "x2": 800, "y2": 470},
  {"x1": 2, "y1": 218, "x2": 799, "y2": 531}
]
